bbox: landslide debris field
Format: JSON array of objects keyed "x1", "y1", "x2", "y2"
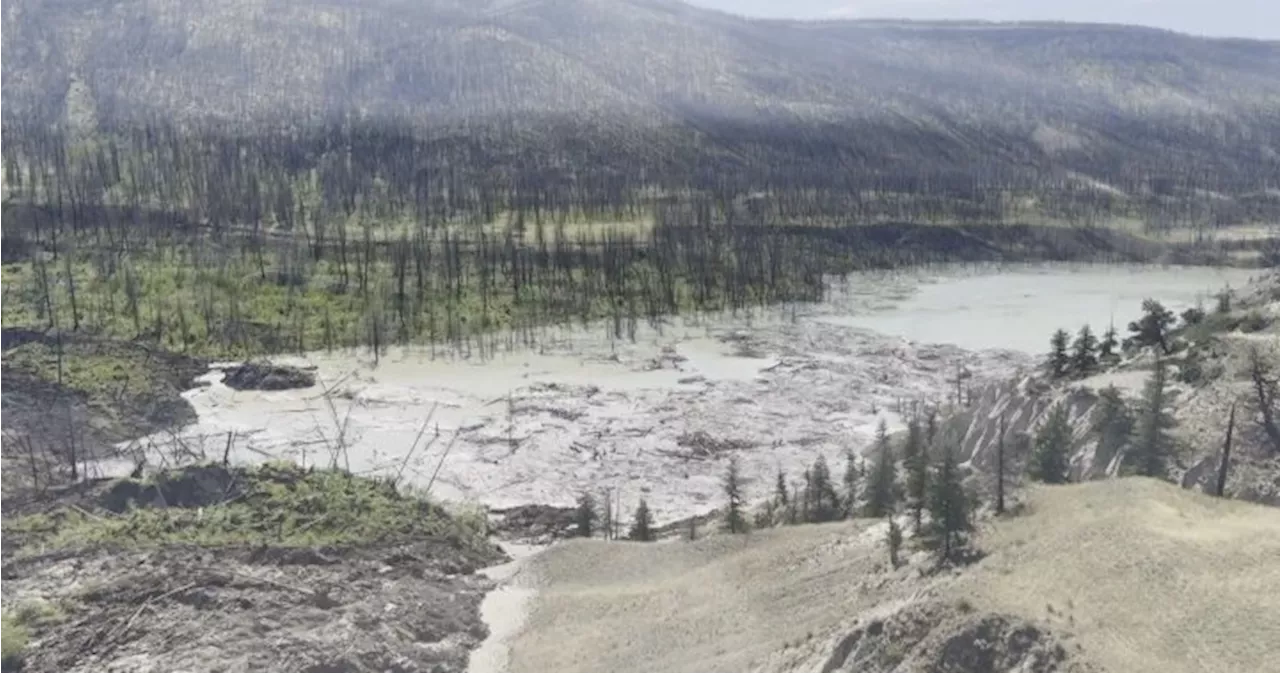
[
  {"x1": 1, "y1": 265, "x2": 1275, "y2": 673},
  {"x1": 505, "y1": 479, "x2": 1280, "y2": 673},
  {"x1": 0, "y1": 463, "x2": 506, "y2": 673}
]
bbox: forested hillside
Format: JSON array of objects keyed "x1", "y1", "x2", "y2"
[{"x1": 4, "y1": 0, "x2": 1280, "y2": 193}]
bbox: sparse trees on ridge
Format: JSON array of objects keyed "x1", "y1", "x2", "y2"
[
  {"x1": 1098, "y1": 324, "x2": 1120, "y2": 363},
  {"x1": 1092, "y1": 385, "x2": 1134, "y2": 475},
  {"x1": 841, "y1": 449, "x2": 860, "y2": 519}
]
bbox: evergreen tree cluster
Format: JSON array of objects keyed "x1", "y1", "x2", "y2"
[
  {"x1": 1046, "y1": 323, "x2": 1117, "y2": 380},
  {"x1": 1029, "y1": 354, "x2": 1177, "y2": 486},
  {"x1": 740, "y1": 414, "x2": 975, "y2": 566}
]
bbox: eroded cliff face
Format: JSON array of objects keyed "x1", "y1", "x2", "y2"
[
  {"x1": 938, "y1": 271, "x2": 1279, "y2": 507},
  {"x1": 941, "y1": 376, "x2": 1110, "y2": 481}
]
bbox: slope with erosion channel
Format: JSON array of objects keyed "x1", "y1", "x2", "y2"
[{"x1": 503, "y1": 479, "x2": 1280, "y2": 673}]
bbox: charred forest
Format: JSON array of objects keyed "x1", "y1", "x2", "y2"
[
  {"x1": 2, "y1": 113, "x2": 1278, "y2": 361},
  {"x1": 4, "y1": 3, "x2": 1280, "y2": 358}
]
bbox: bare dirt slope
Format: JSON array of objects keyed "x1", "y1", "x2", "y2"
[{"x1": 506, "y1": 478, "x2": 1280, "y2": 673}]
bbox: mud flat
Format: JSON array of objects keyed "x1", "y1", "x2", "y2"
[{"x1": 113, "y1": 264, "x2": 1256, "y2": 524}]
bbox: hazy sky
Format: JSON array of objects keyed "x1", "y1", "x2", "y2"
[{"x1": 686, "y1": 0, "x2": 1279, "y2": 40}]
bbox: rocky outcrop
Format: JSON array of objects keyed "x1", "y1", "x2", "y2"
[
  {"x1": 819, "y1": 602, "x2": 1094, "y2": 673},
  {"x1": 939, "y1": 375, "x2": 1107, "y2": 481}
]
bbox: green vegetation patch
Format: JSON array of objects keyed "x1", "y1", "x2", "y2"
[
  {"x1": 1, "y1": 613, "x2": 28, "y2": 672},
  {"x1": 0, "y1": 336, "x2": 206, "y2": 447},
  {"x1": 3, "y1": 463, "x2": 492, "y2": 556},
  {"x1": 3, "y1": 341, "x2": 164, "y2": 402}
]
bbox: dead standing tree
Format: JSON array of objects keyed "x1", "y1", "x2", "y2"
[
  {"x1": 1215, "y1": 403, "x2": 1236, "y2": 498},
  {"x1": 1246, "y1": 346, "x2": 1279, "y2": 454}
]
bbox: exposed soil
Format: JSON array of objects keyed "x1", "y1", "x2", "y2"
[
  {"x1": 818, "y1": 601, "x2": 1093, "y2": 673},
  {"x1": 222, "y1": 361, "x2": 317, "y2": 391},
  {"x1": 0, "y1": 461, "x2": 508, "y2": 673},
  {"x1": 1, "y1": 543, "x2": 500, "y2": 673}
]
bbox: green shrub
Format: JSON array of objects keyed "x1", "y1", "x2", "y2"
[
  {"x1": 9, "y1": 601, "x2": 63, "y2": 629},
  {"x1": 3, "y1": 463, "x2": 492, "y2": 556},
  {"x1": 1, "y1": 613, "x2": 28, "y2": 672}
]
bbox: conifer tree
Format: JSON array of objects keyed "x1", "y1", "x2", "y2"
[
  {"x1": 1127, "y1": 299, "x2": 1176, "y2": 354},
  {"x1": 841, "y1": 448, "x2": 859, "y2": 519},
  {"x1": 1047, "y1": 328, "x2": 1072, "y2": 379},
  {"x1": 628, "y1": 499, "x2": 655, "y2": 542},
  {"x1": 800, "y1": 466, "x2": 813, "y2": 523},
  {"x1": 1125, "y1": 355, "x2": 1175, "y2": 478},
  {"x1": 864, "y1": 419, "x2": 898, "y2": 518},
  {"x1": 1098, "y1": 324, "x2": 1120, "y2": 362},
  {"x1": 1091, "y1": 385, "x2": 1133, "y2": 474},
  {"x1": 774, "y1": 468, "x2": 790, "y2": 521},
  {"x1": 1215, "y1": 403, "x2": 1236, "y2": 497},
  {"x1": 723, "y1": 455, "x2": 748, "y2": 534},
  {"x1": 924, "y1": 442, "x2": 973, "y2": 565},
  {"x1": 902, "y1": 417, "x2": 928, "y2": 535},
  {"x1": 924, "y1": 408, "x2": 939, "y2": 448},
  {"x1": 1071, "y1": 324, "x2": 1099, "y2": 376},
  {"x1": 601, "y1": 489, "x2": 614, "y2": 540},
  {"x1": 1030, "y1": 403, "x2": 1072, "y2": 484},
  {"x1": 574, "y1": 491, "x2": 598, "y2": 538},
  {"x1": 809, "y1": 454, "x2": 840, "y2": 522},
  {"x1": 994, "y1": 415, "x2": 1007, "y2": 515},
  {"x1": 886, "y1": 519, "x2": 904, "y2": 569}
]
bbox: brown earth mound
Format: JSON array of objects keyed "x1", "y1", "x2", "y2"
[{"x1": 222, "y1": 361, "x2": 316, "y2": 391}]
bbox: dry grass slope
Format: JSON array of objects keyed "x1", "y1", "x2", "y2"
[
  {"x1": 954, "y1": 478, "x2": 1280, "y2": 673},
  {"x1": 508, "y1": 523, "x2": 893, "y2": 673},
  {"x1": 507, "y1": 478, "x2": 1280, "y2": 673}
]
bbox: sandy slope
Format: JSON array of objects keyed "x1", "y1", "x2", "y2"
[{"x1": 506, "y1": 479, "x2": 1280, "y2": 673}]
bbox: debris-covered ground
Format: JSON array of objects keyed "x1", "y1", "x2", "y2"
[
  {"x1": 107, "y1": 272, "x2": 1000, "y2": 527},
  {"x1": 116, "y1": 264, "x2": 1254, "y2": 526},
  {"x1": 0, "y1": 464, "x2": 506, "y2": 673}
]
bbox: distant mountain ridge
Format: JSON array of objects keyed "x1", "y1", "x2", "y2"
[
  {"x1": 5, "y1": 0, "x2": 1279, "y2": 123},
  {"x1": 3, "y1": 0, "x2": 1279, "y2": 191}
]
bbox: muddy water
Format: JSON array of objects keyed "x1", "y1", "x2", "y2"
[
  {"x1": 819, "y1": 264, "x2": 1258, "y2": 353},
  {"x1": 117, "y1": 264, "x2": 1257, "y2": 523}
]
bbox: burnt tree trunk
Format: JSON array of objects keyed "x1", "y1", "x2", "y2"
[{"x1": 1216, "y1": 403, "x2": 1236, "y2": 498}]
